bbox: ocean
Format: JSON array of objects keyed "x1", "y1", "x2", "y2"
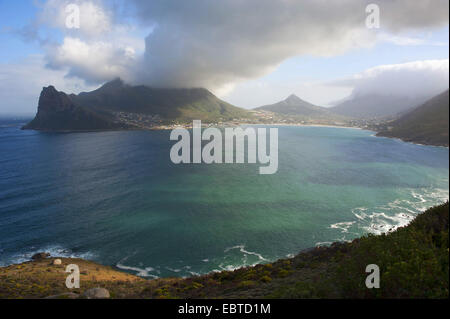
[{"x1": 0, "y1": 121, "x2": 448, "y2": 278}]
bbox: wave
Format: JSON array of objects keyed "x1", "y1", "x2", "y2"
[
  {"x1": 216, "y1": 244, "x2": 269, "y2": 272},
  {"x1": 116, "y1": 263, "x2": 159, "y2": 279},
  {"x1": 315, "y1": 241, "x2": 333, "y2": 247},
  {"x1": 113, "y1": 244, "x2": 269, "y2": 279},
  {"x1": 224, "y1": 244, "x2": 268, "y2": 262},
  {"x1": 330, "y1": 221, "x2": 356, "y2": 233},
  {"x1": 329, "y1": 187, "x2": 449, "y2": 240},
  {"x1": 0, "y1": 244, "x2": 95, "y2": 267}
]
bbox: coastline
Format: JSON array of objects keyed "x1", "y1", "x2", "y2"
[
  {"x1": 375, "y1": 132, "x2": 449, "y2": 148},
  {"x1": 23, "y1": 122, "x2": 449, "y2": 148},
  {"x1": 21, "y1": 121, "x2": 364, "y2": 133},
  {"x1": 1, "y1": 202, "x2": 447, "y2": 299}
]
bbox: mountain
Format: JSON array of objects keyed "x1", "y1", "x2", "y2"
[
  {"x1": 22, "y1": 85, "x2": 130, "y2": 131},
  {"x1": 23, "y1": 79, "x2": 250, "y2": 131},
  {"x1": 376, "y1": 90, "x2": 449, "y2": 146},
  {"x1": 254, "y1": 94, "x2": 344, "y2": 121},
  {"x1": 330, "y1": 93, "x2": 431, "y2": 119}
]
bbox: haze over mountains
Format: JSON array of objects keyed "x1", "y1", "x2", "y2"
[{"x1": 330, "y1": 93, "x2": 431, "y2": 119}]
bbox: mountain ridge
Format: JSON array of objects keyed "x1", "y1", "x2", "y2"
[
  {"x1": 22, "y1": 85, "x2": 130, "y2": 131},
  {"x1": 376, "y1": 89, "x2": 449, "y2": 146},
  {"x1": 23, "y1": 79, "x2": 251, "y2": 131},
  {"x1": 253, "y1": 94, "x2": 345, "y2": 121},
  {"x1": 330, "y1": 93, "x2": 432, "y2": 119}
]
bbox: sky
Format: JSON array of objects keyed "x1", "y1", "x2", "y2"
[{"x1": 0, "y1": 0, "x2": 448, "y2": 116}]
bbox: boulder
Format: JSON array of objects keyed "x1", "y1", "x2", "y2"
[
  {"x1": 31, "y1": 252, "x2": 50, "y2": 260},
  {"x1": 82, "y1": 288, "x2": 110, "y2": 299},
  {"x1": 53, "y1": 259, "x2": 62, "y2": 265}
]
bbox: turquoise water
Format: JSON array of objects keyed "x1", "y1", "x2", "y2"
[{"x1": 0, "y1": 122, "x2": 448, "y2": 278}]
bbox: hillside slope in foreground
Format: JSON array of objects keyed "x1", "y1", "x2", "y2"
[{"x1": 1, "y1": 203, "x2": 448, "y2": 299}]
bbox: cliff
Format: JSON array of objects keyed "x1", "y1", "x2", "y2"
[
  {"x1": 23, "y1": 80, "x2": 251, "y2": 131},
  {"x1": 22, "y1": 86, "x2": 131, "y2": 131}
]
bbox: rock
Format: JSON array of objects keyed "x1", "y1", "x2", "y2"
[
  {"x1": 82, "y1": 288, "x2": 110, "y2": 299},
  {"x1": 45, "y1": 292, "x2": 79, "y2": 299},
  {"x1": 31, "y1": 252, "x2": 50, "y2": 260},
  {"x1": 53, "y1": 259, "x2": 62, "y2": 265},
  {"x1": 22, "y1": 85, "x2": 130, "y2": 131}
]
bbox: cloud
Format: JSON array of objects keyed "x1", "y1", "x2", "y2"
[
  {"x1": 45, "y1": 37, "x2": 136, "y2": 83},
  {"x1": 378, "y1": 33, "x2": 448, "y2": 46},
  {"x1": 0, "y1": 55, "x2": 97, "y2": 116},
  {"x1": 126, "y1": 0, "x2": 449, "y2": 91},
  {"x1": 7, "y1": 0, "x2": 450, "y2": 96},
  {"x1": 329, "y1": 59, "x2": 449, "y2": 100},
  {"x1": 31, "y1": 0, "x2": 144, "y2": 84},
  {"x1": 17, "y1": 0, "x2": 448, "y2": 90}
]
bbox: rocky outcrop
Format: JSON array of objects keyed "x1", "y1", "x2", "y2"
[
  {"x1": 82, "y1": 288, "x2": 110, "y2": 299},
  {"x1": 53, "y1": 259, "x2": 62, "y2": 265},
  {"x1": 23, "y1": 86, "x2": 130, "y2": 131},
  {"x1": 23, "y1": 79, "x2": 251, "y2": 131},
  {"x1": 31, "y1": 252, "x2": 50, "y2": 260}
]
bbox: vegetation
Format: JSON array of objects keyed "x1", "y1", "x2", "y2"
[
  {"x1": 1, "y1": 203, "x2": 448, "y2": 299},
  {"x1": 69, "y1": 79, "x2": 250, "y2": 123},
  {"x1": 377, "y1": 90, "x2": 449, "y2": 147},
  {"x1": 23, "y1": 79, "x2": 253, "y2": 131}
]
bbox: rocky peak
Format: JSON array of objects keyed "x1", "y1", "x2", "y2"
[
  {"x1": 38, "y1": 86, "x2": 75, "y2": 113},
  {"x1": 98, "y1": 78, "x2": 126, "y2": 91},
  {"x1": 285, "y1": 94, "x2": 303, "y2": 104}
]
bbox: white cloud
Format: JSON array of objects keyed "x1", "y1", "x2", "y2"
[
  {"x1": 34, "y1": 0, "x2": 144, "y2": 84},
  {"x1": 378, "y1": 33, "x2": 448, "y2": 46},
  {"x1": 22, "y1": 0, "x2": 449, "y2": 91},
  {"x1": 329, "y1": 59, "x2": 449, "y2": 99},
  {"x1": 127, "y1": 0, "x2": 449, "y2": 92},
  {"x1": 0, "y1": 55, "x2": 97, "y2": 116},
  {"x1": 46, "y1": 37, "x2": 136, "y2": 83}
]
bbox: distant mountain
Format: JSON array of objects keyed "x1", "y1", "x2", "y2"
[
  {"x1": 330, "y1": 93, "x2": 431, "y2": 119},
  {"x1": 254, "y1": 94, "x2": 344, "y2": 121},
  {"x1": 24, "y1": 79, "x2": 250, "y2": 131},
  {"x1": 376, "y1": 90, "x2": 449, "y2": 146}
]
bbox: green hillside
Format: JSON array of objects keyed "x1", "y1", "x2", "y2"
[
  {"x1": 24, "y1": 79, "x2": 251, "y2": 131},
  {"x1": 73, "y1": 79, "x2": 250, "y2": 123},
  {"x1": 377, "y1": 90, "x2": 449, "y2": 146}
]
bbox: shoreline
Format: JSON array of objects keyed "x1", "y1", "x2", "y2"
[
  {"x1": 0, "y1": 202, "x2": 447, "y2": 299},
  {"x1": 21, "y1": 121, "x2": 365, "y2": 133},
  {"x1": 2, "y1": 199, "x2": 447, "y2": 276},
  {"x1": 375, "y1": 132, "x2": 449, "y2": 148},
  {"x1": 20, "y1": 122, "x2": 448, "y2": 148}
]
